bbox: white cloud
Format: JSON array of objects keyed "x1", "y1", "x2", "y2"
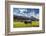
[{"x1": 13, "y1": 9, "x2": 39, "y2": 19}]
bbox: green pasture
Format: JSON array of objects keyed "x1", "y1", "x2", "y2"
[{"x1": 13, "y1": 20, "x2": 39, "y2": 28}]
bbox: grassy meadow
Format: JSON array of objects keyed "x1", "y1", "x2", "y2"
[{"x1": 13, "y1": 20, "x2": 39, "y2": 28}]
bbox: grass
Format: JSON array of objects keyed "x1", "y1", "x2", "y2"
[{"x1": 13, "y1": 20, "x2": 39, "y2": 28}]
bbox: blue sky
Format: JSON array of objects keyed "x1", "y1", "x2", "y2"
[{"x1": 13, "y1": 8, "x2": 39, "y2": 19}]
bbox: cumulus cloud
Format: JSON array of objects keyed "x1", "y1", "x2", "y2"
[{"x1": 13, "y1": 8, "x2": 39, "y2": 19}]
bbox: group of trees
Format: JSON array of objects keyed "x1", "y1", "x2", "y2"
[{"x1": 13, "y1": 15, "x2": 39, "y2": 24}]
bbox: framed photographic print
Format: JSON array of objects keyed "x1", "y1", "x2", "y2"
[{"x1": 5, "y1": 1, "x2": 45, "y2": 36}]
